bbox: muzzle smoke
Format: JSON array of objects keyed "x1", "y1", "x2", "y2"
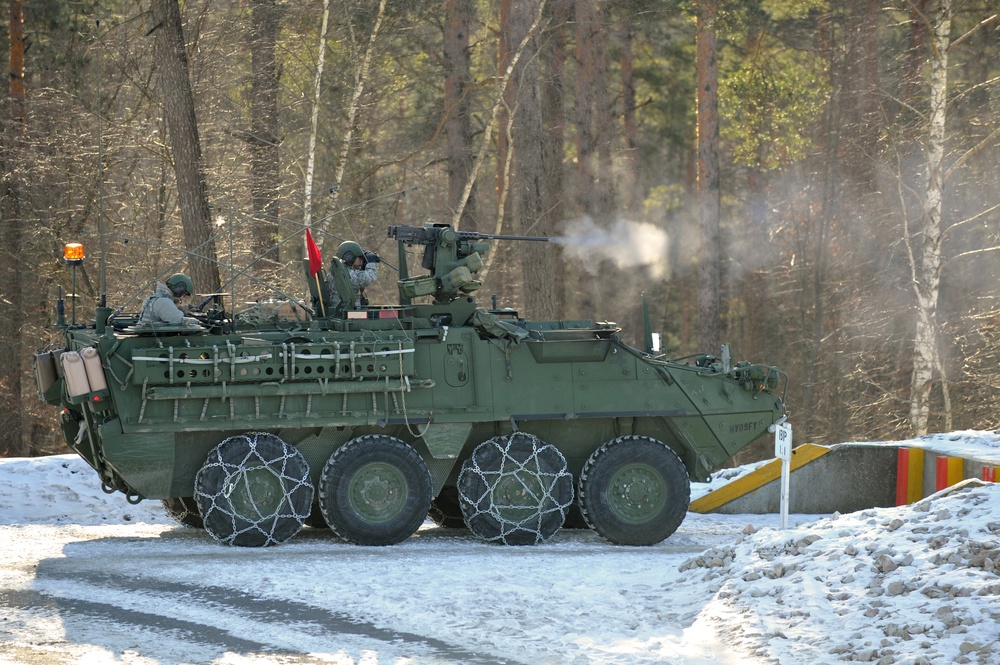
[{"x1": 551, "y1": 217, "x2": 670, "y2": 279}]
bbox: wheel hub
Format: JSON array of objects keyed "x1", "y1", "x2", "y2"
[
  {"x1": 490, "y1": 470, "x2": 544, "y2": 522},
  {"x1": 349, "y1": 462, "x2": 407, "y2": 523},
  {"x1": 223, "y1": 463, "x2": 285, "y2": 519},
  {"x1": 608, "y1": 463, "x2": 666, "y2": 525}
]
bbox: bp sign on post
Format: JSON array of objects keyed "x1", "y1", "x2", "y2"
[{"x1": 773, "y1": 420, "x2": 792, "y2": 529}]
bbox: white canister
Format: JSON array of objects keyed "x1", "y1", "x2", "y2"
[
  {"x1": 61, "y1": 351, "x2": 92, "y2": 398},
  {"x1": 81, "y1": 346, "x2": 108, "y2": 392}
]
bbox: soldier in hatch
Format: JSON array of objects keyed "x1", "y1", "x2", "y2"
[
  {"x1": 328, "y1": 241, "x2": 380, "y2": 308},
  {"x1": 137, "y1": 273, "x2": 201, "y2": 326}
]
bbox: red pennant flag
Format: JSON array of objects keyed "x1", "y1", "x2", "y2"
[{"x1": 305, "y1": 228, "x2": 323, "y2": 277}]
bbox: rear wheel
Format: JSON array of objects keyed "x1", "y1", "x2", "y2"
[
  {"x1": 318, "y1": 435, "x2": 432, "y2": 546},
  {"x1": 161, "y1": 497, "x2": 203, "y2": 529},
  {"x1": 194, "y1": 432, "x2": 314, "y2": 547},
  {"x1": 578, "y1": 435, "x2": 690, "y2": 546},
  {"x1": 457, "y1": 432, "x2": 574, "y2": 545}
]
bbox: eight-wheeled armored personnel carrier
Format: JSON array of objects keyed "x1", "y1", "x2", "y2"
[{"x1": 34, "y1": 223, "x2": 786, "y2": 547}]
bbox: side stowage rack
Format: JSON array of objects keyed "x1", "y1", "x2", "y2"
[{"x1": 129, "y1": 338, "x2": 416, "y2": 386}]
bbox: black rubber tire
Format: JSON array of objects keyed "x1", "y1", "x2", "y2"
[
  {"x1": 579, "y1": 435, "x2": 690, "y2": 546},
  {"x1": 427, "y1": 485, "x2": 467, "y2": 529},
  {"x1": 318, "y1": 435, "x2": 433, "y2": 546},
  {"x1": 194, "y1": 432, "x2": 314, "y2": 547},
  {"x1": 161, "y1": 497, "x2": 204, "y2": 529},
  {"x1": 457, "y1": 432, "x2": 574, "y2": 545}
]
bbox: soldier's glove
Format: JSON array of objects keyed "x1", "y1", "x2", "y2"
[{"x1": 363, "y1": 251, "x2": 381, "y2": 264}]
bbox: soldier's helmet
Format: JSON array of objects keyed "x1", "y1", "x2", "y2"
[
  {"x1": 166, "y1": 273, "x2": 194, "y2": 298},
  {"x1": 336, "y1": 241, "x2": 364, "y2": 265}
]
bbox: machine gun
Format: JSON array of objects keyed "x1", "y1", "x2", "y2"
[
  {"x1": 388, "y1": 224, "x2": 549, "y2": 247},
  {"x1": 388, "y1": 223, "x2": 548, "y2": 304}
]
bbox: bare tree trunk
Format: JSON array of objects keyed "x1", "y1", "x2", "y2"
[
  {"x1": 496, "y1": 0, "x2": 513, "y2": 233},
  {"x1": 574, "y1": 0, "x2": 596, "y2": 219},
  {"x1": 571, "y1": 0, "x2": 606, "y2": 318},
  {"x1": 1, "y1": 0, "x2": 26, "y2": 456},
  {"x1": 247, "y1": 0, "x2": 281, "y2": 267},
  {"x1": 541, "y1": 0, "x2": 569, "y2": 316},
  {"x1": 458, "y1": 1, "x2": 545, "y2": 288},
  {"x1": 591, "y1": 1, "x2": 614, "y2": 219},
  {"x1": 902, "y1": 0, "x2": 929, "y2": 108},
  {"x1": 9, "y1": 0, "x2": 25, "y2": 122},
  {"x1": 844, "y1": 0, "x2": 880, "y2": 184},
  {"x1": 620, "y1": 16, "x2": 638, "y2": 215},
  {"x1": 696, "y1": 0, "x2": 721, "y2": 352},
  {"x1": 323, "y1": 0, "x2": 388, "y2": 232},
  {"x1": 908, "y1": 0, "x2": 952, "y2": 436},
  {"x1": 303, "y1": 0, "x2": 330, "y2": 233},
  {"x1": 493, "y1": 0, "x2": 519, "y2": 302},
  {"x1": 150, "y1": 0, "x2": 220, "y2": 293},
  {"x1": 508, "y1": 0, "x2": 556, "y2": 318},
  {"x1": 444, "y1": 0, "x2": 478, "y2": 231}
]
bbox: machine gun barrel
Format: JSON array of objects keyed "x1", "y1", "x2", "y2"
[
  {"x1": 459, "y1": 231, "x2": 549, "y2": 242},
  {"x1": 388, "y1": 224, "x2": 548, "y2": 243}
]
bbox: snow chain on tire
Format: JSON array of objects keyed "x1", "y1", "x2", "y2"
[
  {"x1": 161, "y1": 497, "x2": 204, "y2": 529},
  {"x1": 194, "y1": 432, "x2": 314, "y2": 547},
  {"x1": 457, "y1": 432, "x2": 574, "y2": 545}
]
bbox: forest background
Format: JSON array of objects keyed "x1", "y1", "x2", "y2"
[{"x1": 1, "y1": 0, "x2": 998, "y2": 461}]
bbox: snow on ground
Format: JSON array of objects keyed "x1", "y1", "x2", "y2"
[
  {"x1": 1, "y1": 431, "x2": 999, "y2": 664},
  {"x1": 838, "y1": 430, "x2": 1000, "y2": 467}
]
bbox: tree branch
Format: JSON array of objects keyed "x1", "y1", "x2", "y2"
[{"x1": 944, "y1": 125, "x2": 1000, "y2": 182}]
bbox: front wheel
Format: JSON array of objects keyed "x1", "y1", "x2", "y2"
[
  {"x1": 578, "y1": 435, "x2": 690, "y2": 546},
  {"x1": 318, "y1": 435, "x2": 433, "y2": 546},
  {"x1": 194, "y1": 432, "x2": 314, "y2": 547}
]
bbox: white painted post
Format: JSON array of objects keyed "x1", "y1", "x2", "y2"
[{"x1": 773, "y1": 421, "x2": 792, "y2": 530}]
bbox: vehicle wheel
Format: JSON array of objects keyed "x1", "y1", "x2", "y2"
[
  {"x1": 161, "y1": 497, "x2": 204, "y2": 529},
  {"x1": 457, "y1": 432, "x2": 574, "y2": 545},
  {"x1": 194, "y1": 432, "x2": 314, "y2": 547},
  {"x1": 427, "y1": 485, "x2": 467, "y2": 529},
  {"x1": 318, "y1": 435, "x2": 432, "y2": 546},
  {"x1": 578, "y1": 435, "x2": 690, "y2": 546}
]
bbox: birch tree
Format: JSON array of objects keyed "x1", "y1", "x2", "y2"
[
  {"x1": 906, "y1": 0, "x2": 951, "y2": 436},
  {"x1": 905, "y1": 0, "x2": 1000, "y2": 434},
  {"x1": 324, "y1": 0, "x2": 388, "y2": 232},
  {"x1": 302, "y1": 0, "x2": 330, "y2": 233}
]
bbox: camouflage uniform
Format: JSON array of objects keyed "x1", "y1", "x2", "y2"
[
  {"x1": 328, "y1": 262, "x2": 378, "y2": 308},
  {"x1": 138, "y1": 282, "x2": 195, "y2": 325}
]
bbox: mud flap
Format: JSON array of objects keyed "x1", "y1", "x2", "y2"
[{"x1": 420, "y1": 422, "x2": 473, "y2": 459}]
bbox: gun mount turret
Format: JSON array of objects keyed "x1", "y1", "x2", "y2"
[
  {"x1": 33, "y1": 218, "x2": 786, "y2": 549},
  {"x1": 388, "y1": 223, "x2": 547, "y2": 304}
]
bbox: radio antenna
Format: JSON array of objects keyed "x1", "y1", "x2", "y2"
[{"x1": 96, "y1": 18, "x2": 107, "y2": 309}]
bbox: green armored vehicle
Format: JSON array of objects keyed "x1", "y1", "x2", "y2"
[{"x1": 34, "y1": 223, "x2": 785, "y2": 547}]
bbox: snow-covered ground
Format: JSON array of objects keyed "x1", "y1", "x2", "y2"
[{"x1": 1, "y1": 431, "x2": 999, "y2": 664}]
